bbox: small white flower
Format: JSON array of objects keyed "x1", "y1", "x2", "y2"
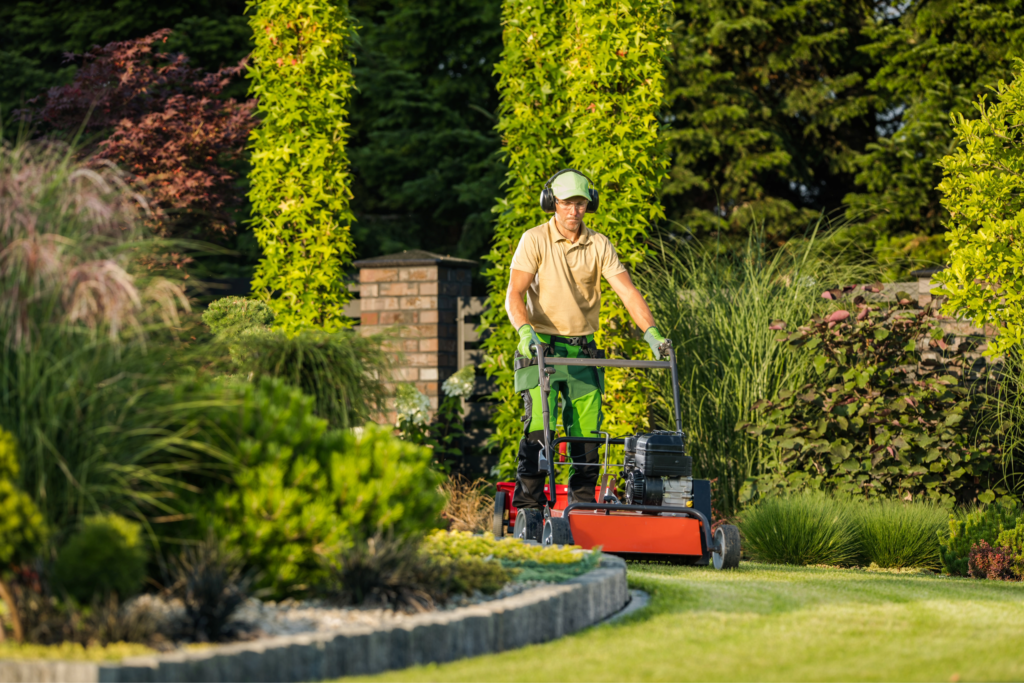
[
  {"x1": 442, "y1": 365, "x2": 476, "y2": 399},
  {"x1": 394, "y1": 384, "x2": 430, "y2": 426}
]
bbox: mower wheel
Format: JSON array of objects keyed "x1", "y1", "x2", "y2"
[
  {"x1": 542, "y1": 517, "x2": 574, "y2": 547},
  {"x1": 514, "y1": 508, "x2": 544, "y2": 542},
  {"x1": 712, "y1": 524, "x2": 741, "y2": 570},
  {"x1": 493, "y1": 491, "x2": 508, "y2": 538}
]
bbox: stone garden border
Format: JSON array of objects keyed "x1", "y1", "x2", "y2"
[{"x1": 0, "y1": 555, "x2": 628, "y2": 683}]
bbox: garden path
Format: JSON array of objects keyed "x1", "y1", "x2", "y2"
[{"x1": 344, "y1": 562, "x2": 1024, "y2": 681}]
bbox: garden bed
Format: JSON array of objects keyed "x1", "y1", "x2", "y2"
[{"x1": 0, "y1": 552, "x2": 628, "y2": 682}]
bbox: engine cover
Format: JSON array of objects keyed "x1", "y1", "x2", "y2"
[
  {"x1": 634, "y1": 431, "x2": 692, "y2": 478},
  {"x1": 662, "y1": 477, "x2": 693, "y2": 508}
]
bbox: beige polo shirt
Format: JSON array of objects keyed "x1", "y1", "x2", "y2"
[{"x1": 510, "y1": 218, "x2": 627, "y2": 336}]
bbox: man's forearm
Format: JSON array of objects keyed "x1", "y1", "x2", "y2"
[
  {"x1": 621, "y1": 287, "x2": 656, "y2": 332},
  {"x1": 505, "y1": 291, "x2": 530, "y2": 330}
]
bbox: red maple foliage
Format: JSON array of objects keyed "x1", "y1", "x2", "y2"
[
  {"x1": 967, "y1": 540, "x2": 1019, "y2": 581},
  {"x1": 22, "y1": 29, "x2": 256, "y2": 243}
]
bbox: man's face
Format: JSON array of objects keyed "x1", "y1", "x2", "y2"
[{"x1": 554, "y1": 195, "x2": 588, "y2": 231}]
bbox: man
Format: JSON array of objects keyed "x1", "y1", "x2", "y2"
[{"x1": 505, "y1": 168, "x2": 669, "y2": 509}]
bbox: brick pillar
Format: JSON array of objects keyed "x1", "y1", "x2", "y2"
[{"x1": 353, "y1": 250, "x2": 475, "y2": 423}]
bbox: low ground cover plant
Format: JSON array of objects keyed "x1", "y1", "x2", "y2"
[{"x1": 323, "y1": 529, "x2": 599, "y2": 612}]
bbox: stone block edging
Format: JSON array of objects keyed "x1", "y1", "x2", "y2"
[{"x1": 0, "y1": 555, "x2": 627, "y2": 683}]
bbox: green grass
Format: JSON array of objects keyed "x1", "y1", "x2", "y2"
[{"x1": 346, "y1": 562, "x2": 1024, "y2": 682}]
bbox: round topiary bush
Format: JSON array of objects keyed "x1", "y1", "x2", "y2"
[{"x1": 55, "y1": 514, "x2": 149, "y2": 603}]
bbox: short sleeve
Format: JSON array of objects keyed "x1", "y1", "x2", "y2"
[
  {"x1": 510, "y1": 231, "x2": 540, "y2": 275},
  {"x1": 600, "y1": 238, "x2": 627, "y2": 279}
]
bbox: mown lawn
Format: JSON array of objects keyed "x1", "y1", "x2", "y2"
[{"x1": 347, "y1": 562, "x2": 1024, "y2": 682}]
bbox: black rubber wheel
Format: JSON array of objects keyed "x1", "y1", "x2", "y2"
[
  {"x1": 712, "y1": 524, "x2": 741, "y2": 570},
  {"x1": 513, "y1": 507, "x2": 544, "y2": 542},
  {"x1": 542, "y1": 517, "x2": 574, "y2": 546},
  {"x1": 493, "y1": 491, "x2": 508, "y2": 538}
]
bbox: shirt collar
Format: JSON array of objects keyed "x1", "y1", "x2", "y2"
[{"x1": 547, "y1": 217, "x2": 590, "y2": 245}]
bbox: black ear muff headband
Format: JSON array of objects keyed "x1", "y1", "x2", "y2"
[{"x1": 539, "y1": 168, "x2": 599, "y2": 213}]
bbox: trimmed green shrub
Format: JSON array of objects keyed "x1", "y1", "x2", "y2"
[
  {"x1": 854, "y1": 499, "x2": 947, "y2": 570},
  {"x1": 199, "y1": 378, "x2": 444, "y2": 598},
  {"x1": 0, "y1": 430, "x2": 47, "y2": 568},
  {"x1": 247, "y1": 0, "x2": 357, "y2": 333},
  {"x1": 739, "y1": 493, "x2": 860, "y2": 567},
  {"x1": 747, "y1": 294, "x2": 1005, "y2": 507},
  {"x1": 994, "y1": 524, "x2": 1024, "y2": 577},
  {"x1": 202, "y1": 297, "x2": 274, "y2": 338},
  {"x1": 54, "y1": 515, "x2": 148, "y2": 603},
  {"x1": 232, "y1": 329, "x2": 389, "y2": 429},
  {"x1": 940, "y1": 501, "x2": 1022, "y2": 576}
]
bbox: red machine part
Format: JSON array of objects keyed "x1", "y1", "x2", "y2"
[
  {"x1": 496, "y1": 481, "x2": 602, "y2": 529},
  {"x1": 555, "y1": 509, "x2": 704, "y2": 557},
  {"x1": 496, "y1": 481, "x2": 705, "y2": 559}
]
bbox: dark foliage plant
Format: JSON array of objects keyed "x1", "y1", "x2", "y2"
[
  {"x1": 169, "y1": 533, "x2": 251, "y2": 643},
  {"x1": 968, "y1": 540, "x2": 1019, "y2": 581},
  {"x1": 940, "y1": 501, "x2": 1021, "y2": 576},
  {"x1": 745, "y1": 290, "x2": 1005, "y2": 506}
]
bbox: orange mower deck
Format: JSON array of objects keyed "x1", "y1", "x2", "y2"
[{"x1": 552, "y1": 508, "x2": 705, "y2": 558}]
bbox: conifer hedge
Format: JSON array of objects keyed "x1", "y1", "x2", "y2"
[
  {"x1": 483, "y1": 0, "x2": 671, "y2": 477},
  {"x1": 247, "y1": 0, "x2": 357, "y2": 333}
]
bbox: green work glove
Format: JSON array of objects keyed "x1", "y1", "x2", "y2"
[
  {"x1": 517, "y1": 324, "x2": 542, "y2": 358},
  {"x1": 644, "y1": 326, "x2": 669, "y2": 360}
]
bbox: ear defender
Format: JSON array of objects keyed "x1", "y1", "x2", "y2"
[{"x1": 539, "y1": 168, "x2": 599, "y2": 214}]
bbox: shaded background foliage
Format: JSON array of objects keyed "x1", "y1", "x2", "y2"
[{"x1": 6, "y1": 0, "x2": 1024, "y2": 280}]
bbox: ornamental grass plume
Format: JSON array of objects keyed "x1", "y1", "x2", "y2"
[{"x1": 0, "y1": 140, "x2": 188, "y2": 349}]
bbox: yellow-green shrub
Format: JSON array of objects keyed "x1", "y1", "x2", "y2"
[
  {"x1": 0, "y1": 430, "x2": 47, "y2": 568},
  {"x1": 201, "y1": 378, "x2": 444, "y2": 598}
]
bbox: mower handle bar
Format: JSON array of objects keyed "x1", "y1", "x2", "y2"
[{"x1": 533, "y1": 341, "x2": 684, "y2": 508}]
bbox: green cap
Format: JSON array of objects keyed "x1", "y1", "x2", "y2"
[{"x1": 551, "y1": 171, "x2": 591, "y2": 201}]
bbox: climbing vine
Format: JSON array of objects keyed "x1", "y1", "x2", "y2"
[
  {"x1": 247, "y1": 0, "x2": 357, "y2": 333},
  {"x1": 483, "y1": 0, "x2": 671, "y2": 477}
]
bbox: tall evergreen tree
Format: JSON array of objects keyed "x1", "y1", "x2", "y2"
[
  {"x1": 845, "y1": 0, "x2": 1024, "y2": 276},
  {"x1": 0, "y1": 0, "x2": 250, "y2": 124},
  {"x1": 662, "y1": 0, "x2": 880, "y2": 244},
  {"x1": 347, "y1": 0, "x2": 504, "y2": 264}
]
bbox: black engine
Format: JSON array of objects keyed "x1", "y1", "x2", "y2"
[{"x1": 623, "y1": 431, "x2": 693, "y2": 508}]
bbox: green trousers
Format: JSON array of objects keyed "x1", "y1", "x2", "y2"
[{"x1": 513, "y1": 334, "x2": 604, "y2": 508}]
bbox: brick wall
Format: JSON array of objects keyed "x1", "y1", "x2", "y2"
[{"x1": 353, "y1": 251, "x2": 474, "y2": 424}]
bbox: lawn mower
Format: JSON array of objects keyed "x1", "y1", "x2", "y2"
[{"x1": 492, "y1": 341, "x2": 741, "y2": 569}]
